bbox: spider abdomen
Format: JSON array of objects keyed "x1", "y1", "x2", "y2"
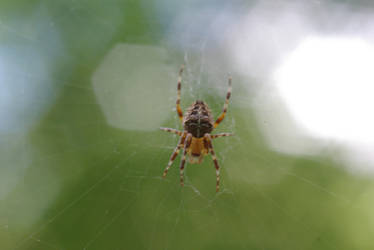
[{"x1": 183, "y1": 100, "x2": 214, "y2": 138}]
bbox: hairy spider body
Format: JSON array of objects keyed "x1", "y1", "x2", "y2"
[
  {"x1": 160, "y1": 65, "x2": 233, "y2": 192},
  {"x1": 184, "y1": 100, "x2": 213, "y2": 163},
  {"x1": 184, "y1": 100, "x2": 214, "y2": 138}
]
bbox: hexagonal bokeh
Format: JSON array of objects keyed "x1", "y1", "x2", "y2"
[{"x1": 92, "y1": 44, "x2": 175, "y2": 131}]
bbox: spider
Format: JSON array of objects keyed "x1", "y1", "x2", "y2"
[{"x1": 160, "y1": 65, "x2": 233, "y2": 192}]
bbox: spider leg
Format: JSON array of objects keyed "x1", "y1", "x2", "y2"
[
  {"x1": 204, "y1": 134, "x2": 221, "y2": 192},
  {"x1": 160, "y1": 127, "x2": 182, "y2": 136},
  {"x1": 162, "y1": 132, "x2": 186, "y2": 178},
  {"x1": 176, "y1": 65, "x2": 184, "y2": 122},
  {"x1": 179, "y1": 133, "x2": 192, "y2": 187},
  {"x1": 214, "y1": 76, "x2": 232, "y2": 128},
  {"x1": 211, "y1": 133, "x2": 234, "y2": 139}
]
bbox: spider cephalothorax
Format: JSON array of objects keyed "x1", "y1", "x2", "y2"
[{"x1": 160, "y1": 65, "x2": 233, "y2": 192}]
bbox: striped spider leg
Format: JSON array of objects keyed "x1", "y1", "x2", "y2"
[
  {"x1": 204, "y1": 133, "x2": 220, "y2": 192},
  {"x1": 211, "y1": 133, "x2": 234, "y2": 139},
  {"x1": 214, "y1": 76, "x2": 232, "y2": 128},
  {"x1": 179, "y1": 133, "x2": 192, "y2": 187},
  {"x1": 162, "y1": 131, "x2": 186, "y2": 178}
]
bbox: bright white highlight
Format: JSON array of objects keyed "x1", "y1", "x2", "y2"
[{"x1": 275, "y1": 37, "x2": 374, "y2": 145}]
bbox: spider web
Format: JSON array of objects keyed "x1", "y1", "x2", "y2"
[{"x1": 1, "y1": 0, "x2": 374, "y2": 250}]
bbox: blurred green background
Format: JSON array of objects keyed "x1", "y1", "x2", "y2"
[{"x1": 1, "y1": 0, "x2": 374, "y2": 249}]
